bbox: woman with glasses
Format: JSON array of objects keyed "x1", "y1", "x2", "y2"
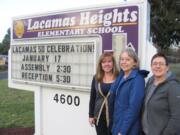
[{"x1": 142, "y1": 53, "x2": 180, "y2": 135}]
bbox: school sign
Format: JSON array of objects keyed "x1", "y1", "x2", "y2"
[{"x1": 9, "y1": 1, "x2": 154, "y2": 135}]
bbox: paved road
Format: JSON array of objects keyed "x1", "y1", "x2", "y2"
[{"x1": 0, "y1": 71, "x2": 8, "y2": 80}]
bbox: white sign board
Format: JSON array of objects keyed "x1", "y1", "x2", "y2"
[
  {"x1": 41, "y1": 88, "x2": 96, "y2": 135},
  {"x1": 11, "y1": 37, "x2": 101, "y2": 90}
]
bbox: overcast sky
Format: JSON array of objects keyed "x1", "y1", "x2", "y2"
[{"x1": 0, "y1": 0, "x2": 128, "y2": 42}]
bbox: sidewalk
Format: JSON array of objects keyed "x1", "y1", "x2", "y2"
[{"x1": 0, "y1": 71, "x2": 8, "y2": 80}]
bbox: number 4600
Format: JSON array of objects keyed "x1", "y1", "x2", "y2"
[{"x1": 53, "y1": 93, "x2": 80, "y2": 106}]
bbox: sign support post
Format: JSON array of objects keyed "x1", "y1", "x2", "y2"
[{"x1": 34, "y1": 87, "x2": 42, "y2": 135}]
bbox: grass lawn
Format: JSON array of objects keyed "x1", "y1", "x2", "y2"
[
  {"x1": 0, "y1": 65, "x2": 7, "y2": 72},
  {"x1": 0, "y1": 79, "x2": 34, "y2": 128}
]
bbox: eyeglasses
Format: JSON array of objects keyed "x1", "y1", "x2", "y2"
[{"x1": 152, "y1": 62, "x2": 166, "y2": 66}]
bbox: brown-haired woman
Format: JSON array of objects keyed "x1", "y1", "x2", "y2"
[{"x1": 89, "y1": 52, "x2": 119, "y2": 135}]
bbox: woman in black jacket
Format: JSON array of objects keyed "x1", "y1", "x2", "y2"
[{"x1": 89, "y1": 52, "x2": 119, "y2": 135}]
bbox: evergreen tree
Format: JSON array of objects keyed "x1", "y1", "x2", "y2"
[
  {"x1": 0, "y1": 28, "x2": 10, "y2": 55},
  {"x1": 150, "y1": 0, "x2": 180, "y2": 50}
]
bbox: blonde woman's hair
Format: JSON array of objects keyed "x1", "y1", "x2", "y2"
[{"x1": 96, "y1": 52, "x2": 119, "y2": 83}]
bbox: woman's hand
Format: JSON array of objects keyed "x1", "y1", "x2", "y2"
[
  {"x1": 89, "y1": 117, "x2": 95, "y2": 127},
  {"x1": 118, "y1": 132, "x2": 122, "y2": 135}
]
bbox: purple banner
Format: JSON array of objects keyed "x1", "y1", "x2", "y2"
[{"x1": 13, "y1": 6, "x2": 139, "y2": 51}]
